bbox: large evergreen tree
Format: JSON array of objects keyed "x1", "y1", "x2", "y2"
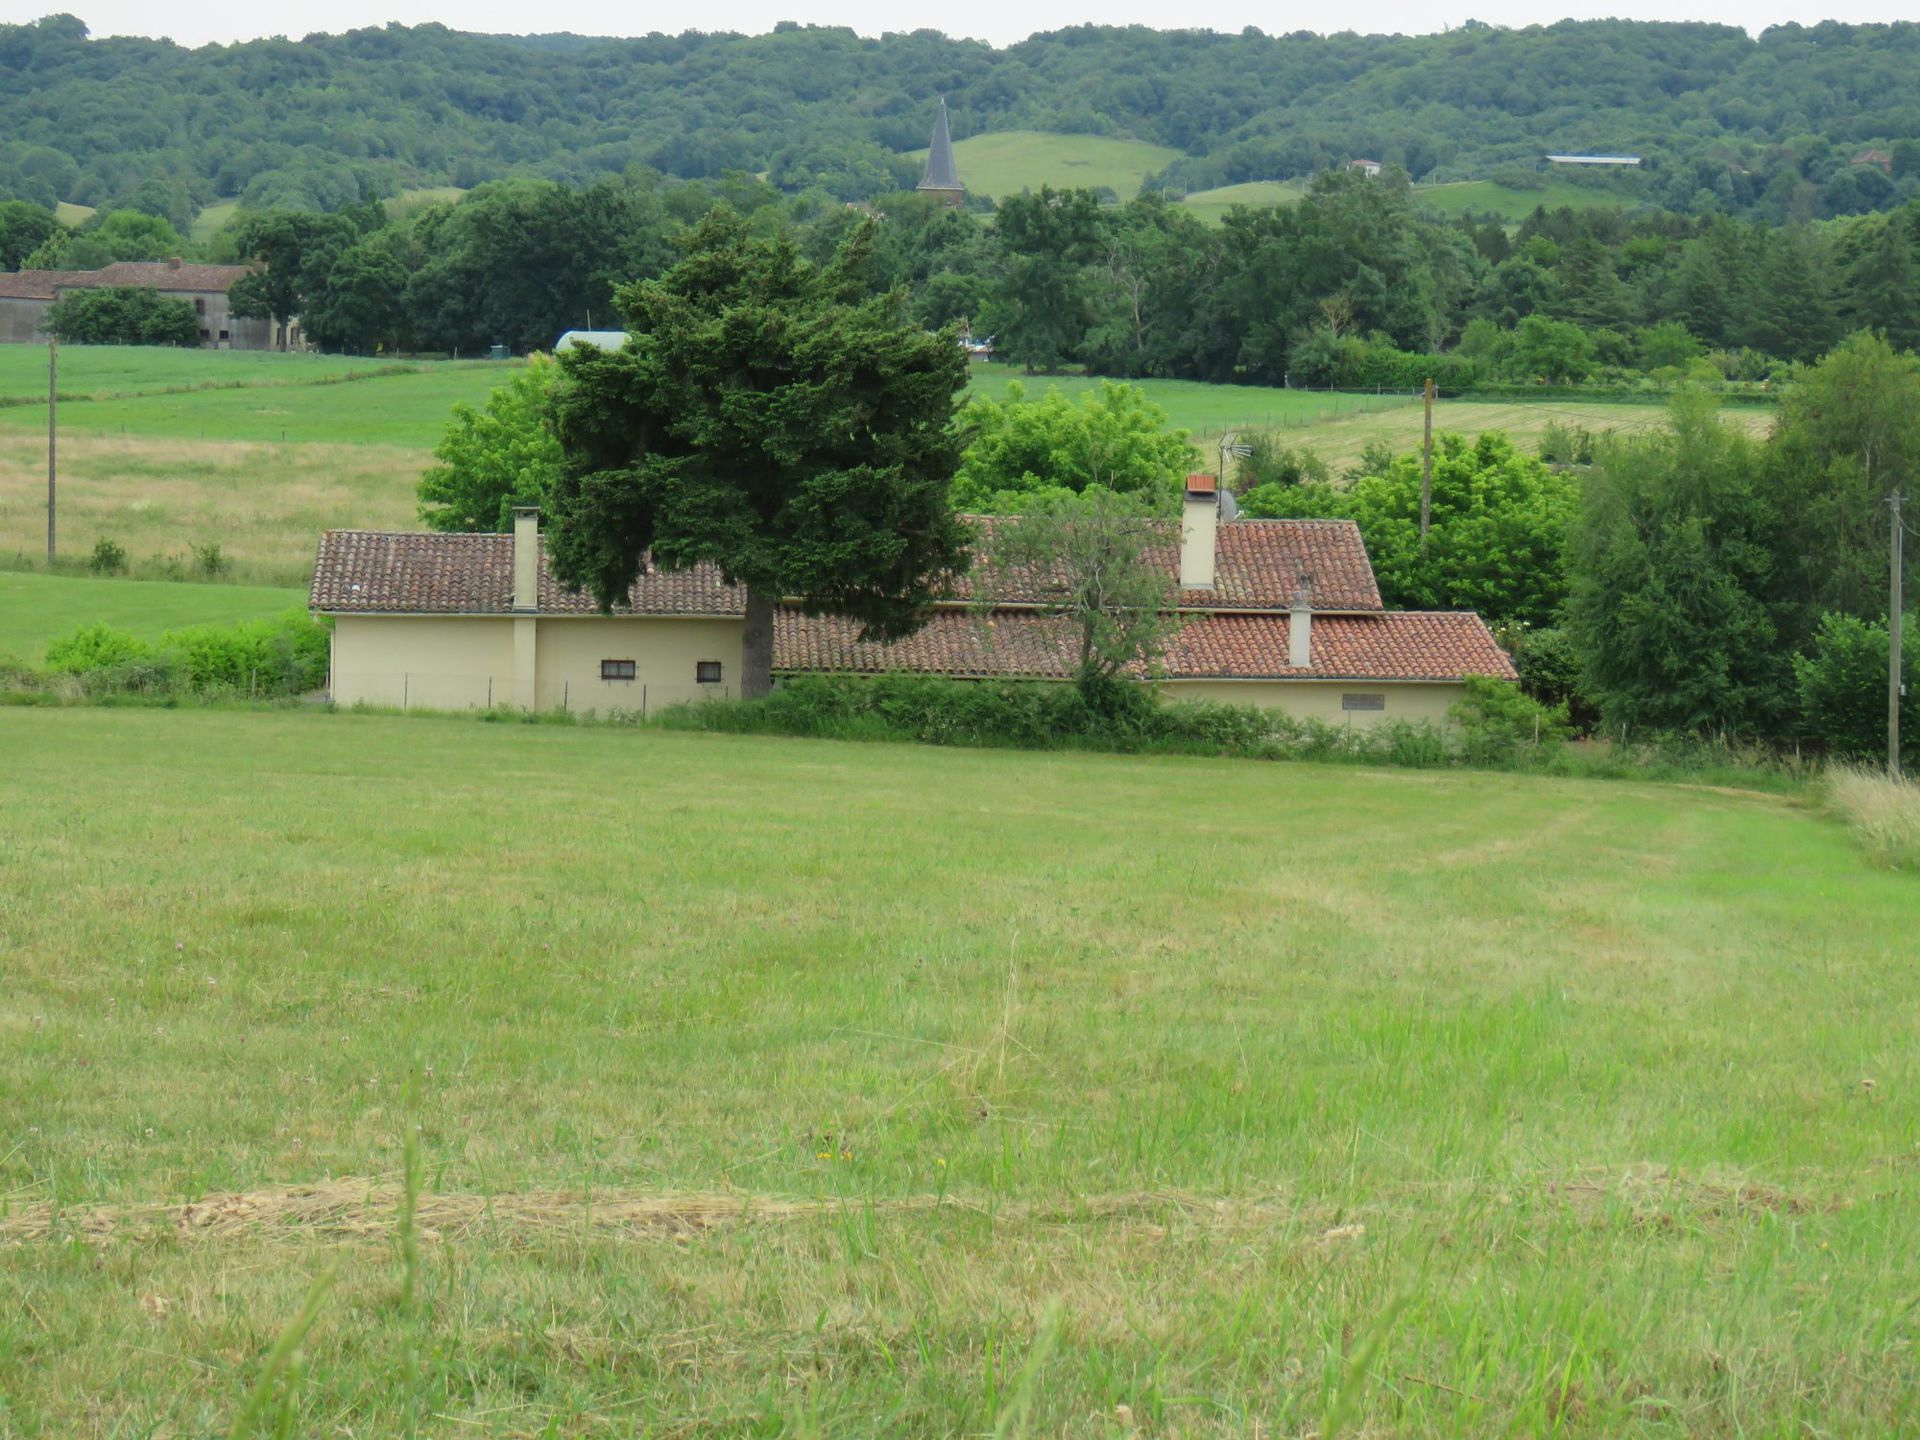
[{"x1": 544, "y1": 207, "x2": 972, "y2": 698}]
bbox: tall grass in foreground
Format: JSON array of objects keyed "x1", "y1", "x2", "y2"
[{"x1": 1824, "y1": 764, "x2": 1920, "y2": 869}]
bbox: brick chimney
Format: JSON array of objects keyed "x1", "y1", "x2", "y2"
[
  {"x1": 512, "y1": 507, "x2": 539, "y2": 611},
  {"x1": 1289, "y1": 575, "x2": 1313, "y2": 669},
  {"x1": 167, "y1": 255, "x2": 182, "y2": 270},
  {"x1": 1180, "y1": 473, "x2": 1218, "y2": 589}
]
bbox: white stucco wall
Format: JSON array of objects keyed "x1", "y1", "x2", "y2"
[
  {"x1": 327, "y1": 613, "x2": 745, "y2": 713},
  {"x1": 1160, "y1": 679, "x2": 1467, "y2": 727}
]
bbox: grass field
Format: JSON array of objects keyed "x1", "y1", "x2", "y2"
[
  {"x1": 966, "y1": 368, "x2": 1415, "y2": 444},
  {"x1": 1178, "y1": 180, "x2": 1306, "y2": 223},
  {"x1": 910, "y1": 131, "x2": 1183, "y2": 201},
  {"x1": 189, "y1": 199, "x2": 241, "y2": 243},
  {"x1": 0, "y1": 344, "x2": 420, "y2": 404},
  {"x1": 0, "y1": 571, "x2": 304, "y2": 661},
  {"x1": 52, "y1": 201, "x2": 94, "y2": 227},
  {"x1": 2, "y1": 707, "x2": 1916, "y2": 1435},
  {"x1": 1411, "y1": 179, "x2": 1640, "y2": 222}
]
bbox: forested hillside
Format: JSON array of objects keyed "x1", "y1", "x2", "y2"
[{"x1": 4, "y1": 13, "x2": 1920, "y2": 223}]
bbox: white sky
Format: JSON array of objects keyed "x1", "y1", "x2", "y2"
[{"x1": 7, "y1": 1, "x2": 1914, "y2": 50}]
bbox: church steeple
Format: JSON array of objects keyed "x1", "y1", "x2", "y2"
[{"x1": 916, "y1": 98, "x2": 965, "y2": 205}]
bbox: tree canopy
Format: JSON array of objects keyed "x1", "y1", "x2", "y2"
[{"x1": 544, "y1": 207, "x2": 973, "y2": 698}]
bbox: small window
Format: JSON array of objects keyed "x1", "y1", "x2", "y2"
[
  {"x1": 601, "y1": 659, "x2": 636, "y2": 681},
  {"x1": 696, "y1": 660, "x2": 723, "y2": 685},
  {"x1": 218, "y1": 329, "x2": 230, "y2": 341},
  {"x1": 1341, "y1": 692, "x2": 1387, "y2": 712},
  {"x1": 195, "y1": 298, "x2": 206, "y2": 315}
]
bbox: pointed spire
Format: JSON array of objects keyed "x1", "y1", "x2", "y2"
[{"x1": 917, "y1": 97, "x2": 965, "y2": 202}]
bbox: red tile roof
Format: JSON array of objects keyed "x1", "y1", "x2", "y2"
[
  {"x1": 310, "y1": 530, "x2": 740, "y2": 616},
  {"x1": 311, "y1": 523, "x2": 1501, "y2": 683},
  {"x1": 951, "y1": 515, "x2": 1382, "y2": 612},
  {"x1": 774, "y1": 610, "x2": 1514, "y2": 682},
  {"x1": 0, "y1": 262, "x2": 254, "y2": 300}
]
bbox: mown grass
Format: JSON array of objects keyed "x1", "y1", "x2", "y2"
[
  {"x1": 2, "y1": 707, "x2": 1917, "y2": 1436},
  {"x1": 0, "y1": 571, "x2": 305, "y2": 660},
  {"x1": 1179, "y1": 179, "x2": 1307, "y2": 224},
  {"x1": 908, "y1": 131, "x2": 1183, "y2": 201},
  {"x1": 1411, "y1": 178, "x2": 1642, "y2": 222}
]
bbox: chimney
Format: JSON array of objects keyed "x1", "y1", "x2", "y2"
[
  {"x1": 1289, "y1": 575, "x2": 1314, "y2": 669},
  {"x1": 167, "y1": 255, "x2": 182, "y2": 271},
  {"x1": 1180, "y1": 473, "x2": 1218, "y2": 589},
  {"x1": 512, "y1": 507, "x2": 539, "y2": 611}
]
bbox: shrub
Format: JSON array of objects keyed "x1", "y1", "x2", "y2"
[
  {"x1": 1507, "y1": 625, "x2": 1598, "y2": 732},
  {"x1": 44, "y1": 623, "x2": 151, "y2": 673},
  {"x1": 189, "y1": 541, "x2": 230, "y2": 579},
  {"x1": 1793, "y1": 612, "x2": 1918, "y2": 766},
  {"x1": 1448, "y1": 674, "x2": 1571, "y2": 765},
  {"x1": 164, "y1": 612, "x2": 328, "y2": 696},
  {"x1": 87, "y1": 537, "x2": 129, "y2": 575}
]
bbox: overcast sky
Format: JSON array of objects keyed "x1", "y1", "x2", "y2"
[{"x1": 9, "y1": 1, "x2": 1914, "y2": 49}]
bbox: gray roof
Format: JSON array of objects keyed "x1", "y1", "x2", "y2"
[{"x1": 917, "y1": 98, "x2": 964, "y2": 194}]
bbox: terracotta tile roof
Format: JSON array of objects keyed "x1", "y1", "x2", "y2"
[
  {"x1": 310, "y1": 531, "x2": 741, "y2": 616},
  {"x1": 774, "y1": 609, "x2": 1515, "y2": 683},
  {"x1": 81, "y1": 261, "x2": 255, "y2": 293},
  {"x1": 950, "y1": 516, "x2": 1382, "y2": 612},
  {"x1": 0, "y1": 269, "x2": 93, "y2": 300}
]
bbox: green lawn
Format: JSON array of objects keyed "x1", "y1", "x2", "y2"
[
  {"x1": 52, "y1": 200, "x2": 94, "y2": 227},
  {"x1": 188, "y1": 199, "x2": 241, "y2": 243},
  {"x1": 3, "y1": 708, "x2": 1917, "y2": 1435},
  {"x1": 909, "y1": 131, "x2": 1182, "y2": 201},
  {"x1": 0, "y1": 571, "x2": 305, "y2": 661}
]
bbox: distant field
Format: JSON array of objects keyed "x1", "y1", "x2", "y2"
[
  {"x1": 189, "y1": 198, "x2": 240, "y2": 243},
  {"x1": 0, "y1": 344, "x2": 416, "y2": 403},
  {"x1": 965, "y1": 369, "x2": 1413, "y2": 446},
  {"x1": 386, "y1": 184, "x2": 468, "y2": 218},
  {"x1": 1280, "y1": 396, "x2": 1775, "y2": 470},
  {"x1": 910, "y1": 131, "x2": 1182, "y2": 201},
  {"x1": 0, "y1": 571, "x2": 304, "y2": 661},
  {"x1": 0, "y1": 358, "x2": 514, "y2": 445},
  {"x1": 1412, "y1": 178, "x2": 1640, "y2": 221},
  {"x1": 4, "y1": 707, "x2": 1917, "y2": 1434},
  {"x1": 52, "y1": 201, "x2": 94, "y2": 227},
  {"x1": 1179, "y1": 179, "x2": 1306, "y2": 223}
]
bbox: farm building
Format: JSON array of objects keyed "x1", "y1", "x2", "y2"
[
  {"x1": 0, "y1": 259, "x2": 280, "y2": 348},
  {"x1": 310, "y1": 480, "x2": 1514, "y2": 722}
]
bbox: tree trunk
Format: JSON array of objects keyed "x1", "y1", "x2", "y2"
[{"x1": 741, "y1": 587, "x2": 776, "y2": 700}]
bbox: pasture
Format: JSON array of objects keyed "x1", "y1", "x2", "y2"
[
  {"x1": 1410, "y1": 178, "x2": 1642, "y2": 222},
  {"x1": 2, "y1": 707, "x2": 1916, "y2": 1435},
  {"x1": 0, "y1": 571, "x2": 304, "y2": 660},
  {"x1": 910, "y1": 131, "x2": 1182, "y2": 201}
]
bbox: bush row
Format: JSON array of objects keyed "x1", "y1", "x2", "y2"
[
  {"x1": 21, "y1": 613, "x2": 329, "y2": 700},
  {"x1": 650, "y1": 673, "x2": 1570, "y2": 770}
]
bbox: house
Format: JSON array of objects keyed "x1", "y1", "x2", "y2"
[
  {"x1": 916, "y1": 98, "x2": 967, "y2": 208},
  {"x1": 1544, "y1": 154, "x2": 1641, "y2": 167},
  {"x1": 1349, "y1": 159, "x2": 1383, "y2": 178},
  {"x1": 309, "y1": 478, "x2": 1514, "y2": 723},
  {"x1": 554, "y1": 330, "x2": 630, "y2": 352},
  {"x1": 0, "y1": 258, "x2": 278, "y2": 348}
]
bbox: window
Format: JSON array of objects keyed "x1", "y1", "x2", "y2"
[
  {"x1": 1341, "y1": 693, "x2": 1386, "y2": 712},
  {"x1": 194, "y1": 298, "x2": 206, "y2": 315},
  {"x1": 696, "y1": 660, "x2": 723, "y2": 685},
  {"x1": 601, "y1": 659, "x2": 636, "y2": 681},
  {"x1": 218, "y1": 329, "x2": 230, "y2": 341}
]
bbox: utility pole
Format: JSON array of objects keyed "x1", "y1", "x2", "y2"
[
  {"x1": 1893, "y1": 490, "x2": 1905, "y2": 779},
  {"x1": 1420, "y1": 376, "x2": 1435, "y2": 548},
  {"x1": 46, "y1": 335, "x2": 57, "y2": 564}
]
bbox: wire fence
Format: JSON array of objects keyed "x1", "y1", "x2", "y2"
[{"x1": 332, "y1": 673, "x2": 730, "y2": 715}]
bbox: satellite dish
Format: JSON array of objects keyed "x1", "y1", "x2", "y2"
[{"x1": 1219, "y1": 489, "x2": 1240, "y2": 520}]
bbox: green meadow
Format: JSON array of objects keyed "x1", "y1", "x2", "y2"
[
  {"x1": 911, "y1": 131, "x2": 1183, "y2": 201},
  {"x1": 0, "y1": 571, "x2": 304, "y2": 660},
  {"x1": 1, "y1": 706, "x2": 1916, "y2": 1435},
  {"x1": 1411, "y1": 178, "x2": 1642, "y2": 221}
]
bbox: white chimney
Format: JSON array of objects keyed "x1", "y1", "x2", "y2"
[
  {"x1": 512, "y1": 507, "x2": 539, "y2": 611},
  {"x1": 1289, "y1": 576, "x2": 1313, "y2": 669},
  {"x1": 1180, "y1": 473, "x2": 1218, "y2": 589}
]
